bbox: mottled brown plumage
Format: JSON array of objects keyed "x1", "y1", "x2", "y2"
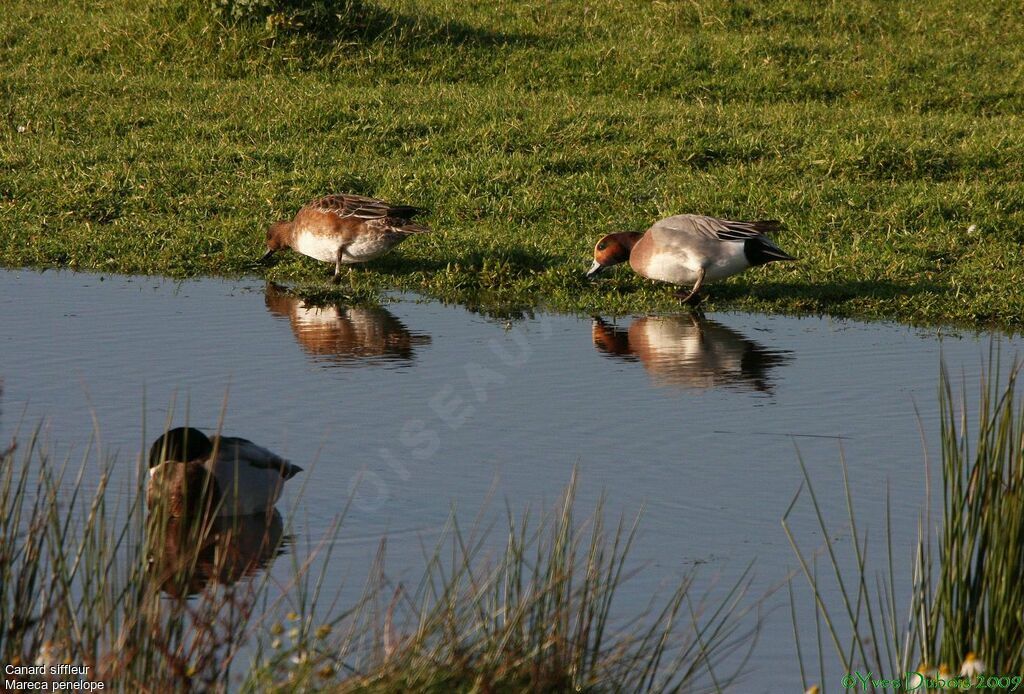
[
  {"x1": 147, "y1": 427, "x2": 302, "y2": 518},
  {"x1": 262, "y1": 194, "x2": 430, "y2": 283},
  {"x1": 147, "y1": 461, "x2": 222, "y2": 519}
]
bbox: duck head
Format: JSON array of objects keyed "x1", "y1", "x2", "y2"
[
  {"x1": 148, "y1": 427, "x2": 213, "y2": 469},
  {"x1": 260, "y1": 221, "x2": 294, "y2": 263},
  {"x1": 587, "y1": 232, "x2": 642, "y2": 279}
]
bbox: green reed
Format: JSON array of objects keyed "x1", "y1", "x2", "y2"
[
  {"x1": 0, "y1": 427, "x2": 294, "y2": 689},
  {"x1": 247, "y1": 471, "x2": 759, "y2": 692},
  {"x1": 785, "y1": 355, "x2": 1024, "y2": 691},
  {"x1": 1, "y1": 430, "x2": 754, "y2": 691}
]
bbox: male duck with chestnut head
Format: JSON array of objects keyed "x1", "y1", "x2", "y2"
[{"x1": 587, "y1": 213, "x2": 795, "y2": 305}]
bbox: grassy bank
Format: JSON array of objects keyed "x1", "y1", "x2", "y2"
[{"x1": 2, "y1": 0, "x2": 1023, "y2": 326}]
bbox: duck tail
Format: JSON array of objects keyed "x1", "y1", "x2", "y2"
[
  {"x1": 751, "y1": 220, "x2": 784, "y2": 234},
  {"x1": 281, "y1": 462, "x2": 303, "y2": 480},
  {"x1": 744, "y1": 237, "x2": 797, "y2": 266},
  {"x1": 389, "y1": 205, "x2": 428, "y2": 219}
]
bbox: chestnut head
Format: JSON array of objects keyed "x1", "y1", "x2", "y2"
[
  {"x1": 586, "y1": 232, "x2": 642, "y2": 279},
  {"x1": 260, "y1": 221, "x2": 293, "y2": 263}
]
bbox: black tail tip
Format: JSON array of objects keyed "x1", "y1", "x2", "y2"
[{"x1": 392, "y1": 205, "x2": 428, "y2": 218}]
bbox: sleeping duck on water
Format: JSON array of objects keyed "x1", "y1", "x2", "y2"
[{"x1": 147, "y1": 427, "x2": 302, "y2": 518}]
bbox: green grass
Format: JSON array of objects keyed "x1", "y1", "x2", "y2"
[{"x1": 2, "y1": 0, "x2": 1024, "y2": 326}]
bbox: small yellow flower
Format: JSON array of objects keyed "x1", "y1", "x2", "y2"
[
  {"x1": 315, "y1": 624, "x2": 332, "y2": 639},
  {"x1": 805, "y1": 686, "x2": 820, "y2": 694},
  {"x1": 960, "y1": 652, "x2": 985, "y2": 677},
  {"x1": 270, "y1": 622, "x2": 284, "y2": 636},
  {"x1": 271, "y1": 639, "x2": 282, "y2": 650},
  {"x1": 318, "y1": 665, "x2": 335, "y2": 679},
  {"x1": 938, "y1": 663, "x2": 951, "y2": 678},
  {"x1": 288, "y1": 627, "x2": 300, "y2": 640},
  {"x1": 286, "y1": 611, "x2": 300, "y2": 621}
]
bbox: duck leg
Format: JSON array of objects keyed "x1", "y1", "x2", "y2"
[
  {"x1": 333, "y1": 246, "x2": 349, "y2": 285},
  {"x1": 675, "y1": 268, "x2": 706, "y2": 306}
]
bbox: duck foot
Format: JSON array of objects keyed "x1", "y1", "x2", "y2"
[
  {"x1": 675, "y1": 291, "x2": 705, "y2": 308},
  {"x1": 333, "y1": 246, "x2": 351, "y2": 285},
  {"x1": 332, "y1": 266, "x2": 356, "y2": 285},
  {"x1": 674, "y1": 268, "x2": 705, "y2": 307}
]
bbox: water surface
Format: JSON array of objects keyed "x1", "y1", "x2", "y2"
[{"x1": 2, "y1": 269, "x2": 1019, "y2": 691}]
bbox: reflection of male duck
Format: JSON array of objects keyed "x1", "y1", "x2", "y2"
[
  {"x1": 591, "y1": 315, "x2": 792, "y2": 393},
  {"x1": 148, "y1": 510, "x2": 287, "y2": 598},
  {"x1": 265, "y1": 283, "x2": 430, "y2": 366}
]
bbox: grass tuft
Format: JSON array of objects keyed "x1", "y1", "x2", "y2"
[{"x1": 785, "y1": 354, "x2": 1024, "y2": 690}]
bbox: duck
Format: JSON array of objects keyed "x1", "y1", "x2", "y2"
[
  {"x1": 586, "y1": 214, "x2": 796, "y2": 304},
  {"x1": 147, "y1": 427, "x2": 302, "y2": 518},
  {"x1": 261, "y1": 193, "x2": 430, "y2": 283}
]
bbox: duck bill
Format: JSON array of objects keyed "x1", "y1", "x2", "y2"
[
  {"x1": 586, "y1": 260, "x2": 605, "y2": 279},
  {"x1": 258, "y1": 249, "x2": 276, "y2": 264}
]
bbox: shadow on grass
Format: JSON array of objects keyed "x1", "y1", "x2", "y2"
[
  {"x1": 720, "y1": 278, "x2": 951, "y2": 304},
  {"x1": 371, "y1": 245, "x2": 560, "y2": 280},
  {"x1": 231, "y1": 0, "x2": 548, "y2": 51}
]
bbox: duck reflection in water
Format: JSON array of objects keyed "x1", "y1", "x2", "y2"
[
  {"x1": 591, "y1": 314, "x2": 792, "y2": 393},
  {"x1": 147, "y1": 509, "x2": 288, "y2": 598},
  {"x1": 265, "y1": 283, "x2": 431, "y2": 367}
]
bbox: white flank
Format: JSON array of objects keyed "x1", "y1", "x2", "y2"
[
  {"x1": 641, "y1": 252, "x2": 701, "y2": 284},
  {"x1": 293, "y1": 231, "x2": 343, "y2": 263},
  {"x1": 342, "y1": 235, "x2": 398, "y2": 263},
  {"x1": 641, "y1": 241, "x2": 749, "y2": 285},
  {"x1": 703, "y1": 241, "x2": 751, "y2": 280}
]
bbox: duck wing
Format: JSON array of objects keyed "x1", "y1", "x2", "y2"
[
  {"x1": 309, "y1": 194, "x2": 430, "y2": 233},
  {"x1": 212, "y1": 436, "x2": 304, "y2": 480},
  {"x1": 656, "y1": 214, "x2": 782, "y2": 242}
]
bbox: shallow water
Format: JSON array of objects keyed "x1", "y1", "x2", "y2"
[{"x1": 2, "y1": 269, "x2": 1020, "y2": 691}]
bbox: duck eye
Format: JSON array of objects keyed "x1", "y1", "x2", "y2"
[{"x1": 597, "y1": 242, "x2": 607, "y2": 251}]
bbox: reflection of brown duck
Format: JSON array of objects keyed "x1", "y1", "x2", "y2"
[
  {"x1": 592, "y1": 315, "x2": 792, "y2": 393},
  {"x1": 148, "y1": 510, "x2": 287, "y2": 598},
  {"x1": 265, "y1": 284, "x2": 430, "y2": 366}
]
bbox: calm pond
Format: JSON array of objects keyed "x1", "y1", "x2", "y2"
[{"x1": 2, "y1": 269, "x2": 1020, "y2": 691}]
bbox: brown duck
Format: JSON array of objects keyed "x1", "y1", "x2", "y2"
[{"x1": 262, "y1": 194, "x2": 430, "y2": 283}]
